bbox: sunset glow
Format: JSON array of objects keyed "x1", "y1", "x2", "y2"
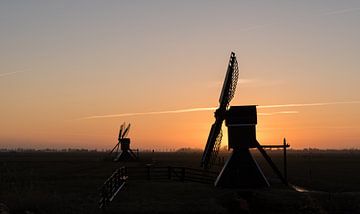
[{"x1": 1, "y1": 1, "x2": 359, "y2": 150}]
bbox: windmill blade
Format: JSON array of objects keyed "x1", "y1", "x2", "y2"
[
  {"x1": 201, "y1": 117, "x2": 224, "y2": 169},
  {"x1": 202, "y1": 123, "x2": 217, "y2": 166},
  {"x1": 122, "y1": 123, "x2": 131, "y2": 138},
  {"x1": 201, "y1": 52, "x2": 239, "y2": 169},
  {"x1": 109, "y1": 142, "x2": 120, "y2": 155},
  {"x1": 219, "y1": 52, "x2": 239, "y2": 109},
  {"x1": 118, "y1": 123, "x2": 125, "y2": 140}
]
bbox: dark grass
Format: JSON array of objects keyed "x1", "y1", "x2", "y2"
[
  {"x1": 0, "y1": 150, "x2": 360, "y2": 213},
  {"x1": 252, "y1": 150, "x2": 360, "y2": 192}
]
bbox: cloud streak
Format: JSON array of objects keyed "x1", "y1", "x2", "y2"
[
  {"x1": 258, "y1": 101, "x2": 360, "y2": 109},
  {"x1": 258, "y1": 111, "x2": 299, "y2": 116},
  {"x1": 238, "y1": 7, "x2": 360, "y2": 33},
  {"x1": 319, "y1": 7, "x2": 360, "y2": 16},
  {"x1": 239, "y1": 23, "x2": 276, "y2": 32},
  {"x1": 74, "y1": 101, "x2": 360, "y2": 120},
  {"x1": 76, "y1": 107, "x2": 216, "y2": 120},
  {"x1": 0, "y1": 70, "x2": 28, "y2": 78},
  {"x1": 259, "y1": 126, "x2": 360, "y2": 130}
]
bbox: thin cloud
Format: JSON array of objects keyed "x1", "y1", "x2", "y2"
[
  {"x1": 259, "y1": 101, "x2": 360, "y2": 109},
  {"x1": 0, "y1": 70, "x2": 28, "y2": 78},
  {"x1": 258, "y1": 111, "x2": 299, "y2": 116},
  {"x1": 75, "y1": 107, "x2": 217, "y2": 120},
  {"x1": 239, "y1": 23, "x2": 277, "y2": 32},
  {"x1": 319, "y1": 7, "x2": 360, "y2": 16},
  {"x1": 75, "y1": 108, "x2": 297, "y2": 120},
  {"x1": 260, "y1": 126, "x2": 360, "y2": 130},
  {"x1": 74, "y1": 100, "x2": 360, "y2": 120},
  {"x1": 241, "y1": 79, "x2": 283, "y2": 87},
  {"x1": 238, "y1": 79, "x2": 256, "y2": 84},
  {"x1": 208, "y1": 79, "x2": 257, "y2": 88},
  {"x1": 238, "y1": 7, "x2": 360, "y2": 32},
  {"x1": 209, "y1": 79, "x2": 282, "y2": 88}
]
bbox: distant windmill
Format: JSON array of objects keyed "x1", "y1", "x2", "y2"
[
  {"x1": 109, "y1": 123, "x2": 138, "y2": 161},
  {"x1": 201, "y1": 52, "x2": 289, "y2": 188}
]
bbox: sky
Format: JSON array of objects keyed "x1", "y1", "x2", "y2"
[{"x1": 1, "y1": 1, "x2": 359, "y2": 150}]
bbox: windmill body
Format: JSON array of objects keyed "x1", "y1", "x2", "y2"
[
  {"x1": 109, "y1": 123, "x2": 138, "y2": 162},
  {"x1": 201, "y1": 52, "x2": 288, "y2": 188},
  {"x1": 215, "y1": 105, "x2": 269, "y2": 187}
]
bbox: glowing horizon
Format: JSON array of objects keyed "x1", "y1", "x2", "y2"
[{"x1": 1, "y1": 1, "x2": 359, "y2": 150}]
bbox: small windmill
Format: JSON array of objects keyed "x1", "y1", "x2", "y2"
[
  {"x1": 109, "y1": 123, "x2": 138, "y2": 161},
  {"x1": 201, "y1": 52, "x2": 288, "y2": 188}
]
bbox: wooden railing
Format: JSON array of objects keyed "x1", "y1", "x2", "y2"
[
  {"x1": 127, "y1": 165, "x2": 218, "y2": 184},
  {"x1": 99, "y1": 166, "x2": 128, "y2": 210},
  {"x1": 98, "y1": 165, "x2": 218, "y2": 210}
]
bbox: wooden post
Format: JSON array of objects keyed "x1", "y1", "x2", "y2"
[{"x1": 283, "y1": 138, "x2": 288, "y2": 182}]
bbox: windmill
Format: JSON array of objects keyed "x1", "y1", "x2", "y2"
[
  {"x1": 201, "y1": 52, "x2": 288, "y2": 188},
  {"x1": 109, "y1": 123, "x2": 138, "y2": 162}
]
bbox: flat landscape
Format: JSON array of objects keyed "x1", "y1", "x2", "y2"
[
  {"x1": 1, "y1": 150, "x2": 360, "y2": 213},
  {"x1": 2, "y1": 1, "x2": 360, "y2": 214}
]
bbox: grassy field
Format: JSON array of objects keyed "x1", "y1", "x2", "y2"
[{"x1": 0, "y1": 150, "x2": 359, "y2": 213}]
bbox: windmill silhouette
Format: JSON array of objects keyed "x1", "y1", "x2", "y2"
[
  {"x1": 109, "y1": 123, "x2": 138, "y2": 161},
  {"x1": 201, "y1": 52, "x2": 288, "y2": 188}
]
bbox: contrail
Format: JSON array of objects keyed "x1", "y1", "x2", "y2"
[
  {"x1": 238, "y1": 7, "x2": 360, "y2": 33},
  {"x1": 258, "y1": 101, "x2": 360, "y2": 109},
  {"x1": 0, "y1": 70, "x2": 27, "y2": 78},
  {"x1": 258, "y1": 111, "x2": 299, "y2": 116},
  {"x1": 76, "y1": 107, "x2": 216, "y2": 120},
  {"x1": 74, "y1": 101, "x2": 360, "y2": 120},
  {"x1": 239, "y1": 23, "x2": 276, "y2": 32},
  {"x1": 319, "y1": 7, "x2": 360, "y2": 16},
  {"x1": 259, "y1": 126, "x2": 359, "y2": 130}
]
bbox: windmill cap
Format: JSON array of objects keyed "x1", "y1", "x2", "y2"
[{"x1": 226, "y1": 105, "x2": 257, "y2": 125}]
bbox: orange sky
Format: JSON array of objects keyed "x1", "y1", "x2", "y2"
[{"x1": 1, "y1": 1, "x2": 360, "y2": 150}]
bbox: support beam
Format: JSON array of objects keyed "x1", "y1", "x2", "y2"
[
  {"x1": 255, "y1": 141, "x2": 288, "y2": 185},
  {"x1": 260, "y1": 145, "x2": 290, "y2": 148},
  {"x1": 283, "y1": 138, "x2": 288, "y2": 182}
]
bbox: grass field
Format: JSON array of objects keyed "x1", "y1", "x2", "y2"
[{"x1": 1, "y1": 150, "x2": 360, "y2": 213}]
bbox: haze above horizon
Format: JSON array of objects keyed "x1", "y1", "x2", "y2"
[{"x1": 1, "y1": 1, "x2": 359, "y2": 150}]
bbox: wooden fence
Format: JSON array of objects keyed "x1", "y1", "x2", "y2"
[
  {"x1": 98, "y1": 165, "x2": 218, "y2": 210},
  {"x1": 127, "y1": 165, "x2": 218, "y2": 184},
  {"x1": 99, "y1": 166, "x2": 128, "y2": 210}
]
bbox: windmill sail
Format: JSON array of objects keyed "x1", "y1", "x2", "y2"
[
  {"x1": 201, "y1": 52, "x2": 239, "y2": 169},
  {"x1": 219, "y1": 52, "x2": 239, "y2": 108},
  {"x1": 118, "y1": 123, "x2": 125, "y2": 140},
  {"x1": 122, "y1": 123, "x2": 131, "y2": 138}
]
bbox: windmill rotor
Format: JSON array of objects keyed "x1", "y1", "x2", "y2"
[{"x1": 201, "y1": 52, "x2": 239, "y2": 169}]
